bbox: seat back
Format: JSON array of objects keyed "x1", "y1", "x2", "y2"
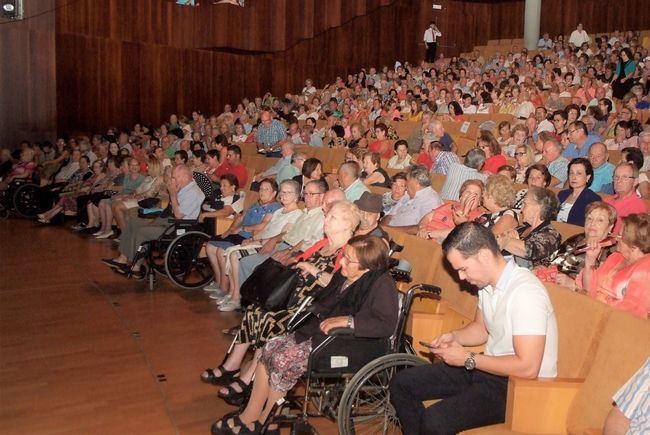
[
  {"x1": 551, "y1": 221, "x2": 583, "y2": 242},
  {"x1": 545, "y1": 283, "x2": 611, "y2": 378},
  {"x1": 566, "y1": 309, "x2": 650, "y2": 433}
]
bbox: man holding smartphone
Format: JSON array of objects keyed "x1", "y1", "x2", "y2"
[{"x1": 390, "y1": 222, "x2": 558, "y2": 434}]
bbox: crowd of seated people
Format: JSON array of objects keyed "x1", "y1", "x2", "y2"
[{"x1": 1, "y1": 24, "x2": 649, "y2": 434}]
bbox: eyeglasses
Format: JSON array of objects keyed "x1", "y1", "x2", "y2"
[
  {"x1": 514, "y1": 152, "x2": 527, "y2": 156},
  {"x1": 613, "y1": 175, "x2": 635, "y2": 181},
  {"x1": 342, "y1": 255, "x2": 360, "y2": 264},
  {"x1": 568, "y1": 129, "x2": 578, "y2": 134},
  {"x1": 303, "y1": 192, "x2": 323, "y2": 196}
]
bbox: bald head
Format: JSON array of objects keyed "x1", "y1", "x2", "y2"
[
  {"x1": 588, "y1": 142, "x2": 608, "y2": 169},
  {"x1": 323, "y1": 189, "x2": 346, "y2": 213},
  {"x1": 172, "y1": 164, "x2": 193, "y2": 188}
]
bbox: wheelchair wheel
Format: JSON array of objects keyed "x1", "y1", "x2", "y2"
[
  {"x1": 12, "y1": 183, "x2": 48, "y2": 218},
  {"x1": 164, "y1": 231, "x2": 214, "y2": 289},
  {"x1": 337, "y1": 353, "x2": 427, "y2": 435}
]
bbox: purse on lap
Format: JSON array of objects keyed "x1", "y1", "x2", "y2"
[{"x1": 240, "y1": 258, "x2": 302, "y2": 311}]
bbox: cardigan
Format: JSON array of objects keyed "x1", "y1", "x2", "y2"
[{"x1": 557, "y1": 188, "x2": 601, "y2": 227}]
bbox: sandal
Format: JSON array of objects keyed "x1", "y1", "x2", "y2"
[
  {"x1": 211, "y1": 414, "x2": 261, "y2": 435},
  {"x1": 201, "y1": 365, "x2": 240, "y2": 385},
  {"x1": 218, "y1": 378, "x2": 252, "y2": 407}
]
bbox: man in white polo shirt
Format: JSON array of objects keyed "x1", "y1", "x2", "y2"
[{"x1": 390, "y1": 222, "x2": 558, "y2": 434}]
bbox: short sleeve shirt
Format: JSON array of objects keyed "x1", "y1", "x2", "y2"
[{"x1": 612, "y1": 358, "x2": 649, "y2": 434}]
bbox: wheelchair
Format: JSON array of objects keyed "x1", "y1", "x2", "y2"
[
  {"x1": 121, "y1": 172, "x2": 217, "y2": 290},
  {"x1": 258, "y1": 283, "x2": 441, "y2": 435},
  {"x1": 0, "y1": 178, "x2": 51, "y2": 219}
]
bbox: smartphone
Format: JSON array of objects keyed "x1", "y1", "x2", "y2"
[{"x1": 419, "y1": 340, "x2": 435, "y2": 349}]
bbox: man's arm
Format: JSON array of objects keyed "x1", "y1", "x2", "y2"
[{"x1": 473, "y1": 335, "x2": 546, "y2": 379}]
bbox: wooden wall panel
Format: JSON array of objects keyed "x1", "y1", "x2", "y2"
[{"x1": 0, "y1": 0, "x2": 56, "y2": 148}]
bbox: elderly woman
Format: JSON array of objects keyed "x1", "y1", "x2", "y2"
[
  {"x1": 110, "y1": 157, "x2": 165, "y2": 232},
  {"x1": 212, "y1": 180, "x2": 302, "y2": 312},
  {"x1": 361, "y1": 152, "x2": 391, "y2": 188},
  {"x1": 416, "y1": 179, "x2": 485, "y2": 242},
  {"x1": 347, "y1": 123, "x2": 368, "y2": 149},
  {"x1": 497, "y1": 187, "x2": 561, "y2": 268},
  {"x1": 210, "y1": 235, "x2": 398, "y2": 434},
  {"x1": 387, "y1": 140, "x2": 412, "y2": 170},
  {"x1": 578, "y1": 213, "x2": 650, "y2": 319},
  {"x1": 0, "y1": 148, "x2": 36, "y2": 190},
  {"x1": 514, "y1": 144, "x2": 535, "y2": 183},
  {"x1": 203, "y1": 178, "x2": 280, "y2": 295},
  {"x1": 382, "y1": 172, "x2": 407, "y2": 214},
  {"x1": 476, "y1": 175, "x2": 518, "y2": 236},
  {"x1": 549, "y1": 202, "x2": 618, "y2": 288},
  {"x1": 201, "y1": 201, "x2": 361, "y2": 406},
  {"x1": 557, "y1": 158, "x2": 601, "y2": 226},
  {"x1": 38, "y1": 159, "x2": 108, "y2": 224},
  {"x1": 477, "y1": 131, "x2": 506, "y2": 174}
]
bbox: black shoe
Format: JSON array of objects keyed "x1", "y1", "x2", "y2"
[
  {"x1": 79, "y1": 226, "x2": 100, "y2": 235},
  {"x1": 102, "y1": 258, "x2": 127, "y2": 269}
]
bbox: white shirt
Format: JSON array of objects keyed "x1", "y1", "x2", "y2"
[
  {"x1": 569, "y1": 29, "x2": 590, "y2": 47},
  {"x1": 423, "y1": 27, "x2": 442, "y2": 43},
  {"x1": 386, "y1": 186, "x2": 443, "y2": 226},
  {"x1": 479, "y1": 260, "x2": 558, "y2": 378}
]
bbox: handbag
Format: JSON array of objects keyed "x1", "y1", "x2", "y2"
[
  {"x1": 240, "y1": 258, "x2": 302, "y2": 311},
  {"x1": 138, "y1": 197, "x2": 160, "y2": 209}
]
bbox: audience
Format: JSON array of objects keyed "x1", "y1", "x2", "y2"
[{"x1": 557, "y1": 157, "x2": 601, "y2": 226}]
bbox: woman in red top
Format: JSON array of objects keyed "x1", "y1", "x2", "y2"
[
  {"x1": 368, "y1": 123, "x2": 392, "y2": 159},
  {"x1": 478, "y1": 131, "x2": 507, "y2": 174}
]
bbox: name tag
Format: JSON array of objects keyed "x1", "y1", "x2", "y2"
[{"x1": 330, "y1": 356, "x2": 349, "y2": 369}]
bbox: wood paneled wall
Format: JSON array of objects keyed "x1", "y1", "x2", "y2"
[
  {"x1": 53, "y1": 0, "x2": 650, "y2": 137},
  {"x1": 0, "y1": 0, "x2": 56, "y2": 148}
]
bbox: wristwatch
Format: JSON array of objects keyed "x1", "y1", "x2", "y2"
[
  {"x1": 464, "y1": 352, "x2": 476, "y2": 371},
  {"x1": 347, "y1": 315, "x2": 353, "y2": 328}
]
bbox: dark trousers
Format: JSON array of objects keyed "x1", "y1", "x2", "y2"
[
  {"x1": 389, "y1": 362, "x2": 508, "y2": 435},
  {"x1": 426, "y1": 42, "x2": 437, "y2": 62}
]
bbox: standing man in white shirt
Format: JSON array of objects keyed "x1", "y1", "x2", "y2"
[
  {"x1": 390, "y1": 222, "x2": 558, "y2": 434},
  {"x1": 569, "y1": 23, "x2": 591, "y2": 50},
  {"x1": 423, "y1": 21, "x2": 442, "y2": 63}
]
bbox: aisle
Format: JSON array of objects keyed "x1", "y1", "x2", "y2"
[{"x1": 0, "y1": 219, "x2": 247, "y2": 434}]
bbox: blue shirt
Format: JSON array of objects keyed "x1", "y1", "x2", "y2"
[
  {"x1": 177, "y1": 180, "x2": 205, "y2": 220},
  {"x1": 591, "y1": 162, "x2": 615, "y2": 193},
  {"x1": 562, "y1": 133, "x2": 600, "y2": 159},
  {"x1": 262, "y1": 155, "x2": 292, "y2": 177},
  {"x1": 240, "y1": 201, "x2": 281, "y2": 238}
]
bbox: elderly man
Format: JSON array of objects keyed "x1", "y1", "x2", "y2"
[
  {"x1": 354, "y1": 192, "x2": 389, "y2": 241},
  {"x1": 430, "y1": 140, "x2": 460, "y2": 175},
  {"x1": 251, "y1": 141, "x2": 294, "y2": 188},
  {"x1": 604, "y1": 162, "x2": 649, "y2": 234},
  {"x1": 440, "y1": 148, "x2": 488, "y2": 201},
  {"x1": 588, "y1": 142, "x2": 615, "y2": 193},
  {"x1": 215, "y1": 145, "x2": 249, "y2": 188},
  {"x1": 563, "y1": 121, "x2": 600, "y2": 158},
  {"x1": 430, "y1": 119, "x2": 457, "y2": 153},
  {"x1": 338, "y1": 161, "x2": 369, "y2": 201},
  {"x1": 276, "y1": 151, "x2": 306, "y2": 184},
  {"x1": 541, "y1": 139, "x2": 569, "y2": 188},
  {"x1": 236, "y1": 180, "x2": 332, "y2": 283},
  {"x1": 256, "y1": 110, "x2": 286, "y2": 154},
  {"x1": 383, "y1": 164, "x2": 443, "y2": 229},
  {"x1": 102, "y1": 164, "x2": 205, "y2": 278},
  {"x1": 390, "y1": 222, "x2": 557, "y2": 434}
]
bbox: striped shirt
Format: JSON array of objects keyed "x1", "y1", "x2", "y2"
[{"x1": 613, "y1": 358, "x2": 649, "y2": 434}]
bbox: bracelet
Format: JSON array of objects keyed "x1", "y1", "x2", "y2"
[{"x1": 347, "y1": 315, "x2": 353, "y2": 328}]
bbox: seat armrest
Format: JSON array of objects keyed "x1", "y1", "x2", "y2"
[
  {"x1": 505, "y1": 377, "x2": 583, "y2": 433},
  {"x1": 328, "y1": 327, "x2": 354, "y2": 336}
]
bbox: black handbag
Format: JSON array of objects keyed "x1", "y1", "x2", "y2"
[
  {"x1": 137, "y1": 197, "x2": 160, "y2": 209},
  {"x1": 240, "y1": 258, "x2": 302, "y2": 311}
]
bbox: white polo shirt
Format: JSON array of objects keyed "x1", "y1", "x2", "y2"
[{"x1": 478, "y1": 259, "x2": 558, "y2": 378}]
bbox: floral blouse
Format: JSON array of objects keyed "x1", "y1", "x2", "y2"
[{"x1": 513, "y1": 221, "x2": 561, "y2": 269}]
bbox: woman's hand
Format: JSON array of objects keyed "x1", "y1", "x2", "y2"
[
  {"x1": 583, "y1": 237, "x2": 603, "y2": 265},
  {"x1": 320, "y1": 316, "x2": 350, "y2": 335}
]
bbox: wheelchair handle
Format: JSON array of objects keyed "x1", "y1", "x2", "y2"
[{"x1": 328, "y1": 327, "x2": 354, "y2": 336}]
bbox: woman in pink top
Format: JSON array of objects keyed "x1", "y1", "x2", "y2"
[
  {"x1": 578, "y1": 213, "x2": 650, "y2": 319},
  {"x1": 368, "y1": 123, "x2": 392, "y2": 159}
]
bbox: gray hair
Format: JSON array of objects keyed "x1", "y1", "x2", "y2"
[
  {"x1": 526, "y1": 187, "x2": 559, "y2": 222},
  {"x1": 464, "y1": 148, "x2": 486, "y2": 170},
  {"x1": 406, "y1": 164, "x2": 432, "y2": 187},
  {"x1": 340, "y1": 161, "x2": 361, "y2": 179},
  {"x1": 280, "y1": 179, "x2": 301, "y2": 195}
]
